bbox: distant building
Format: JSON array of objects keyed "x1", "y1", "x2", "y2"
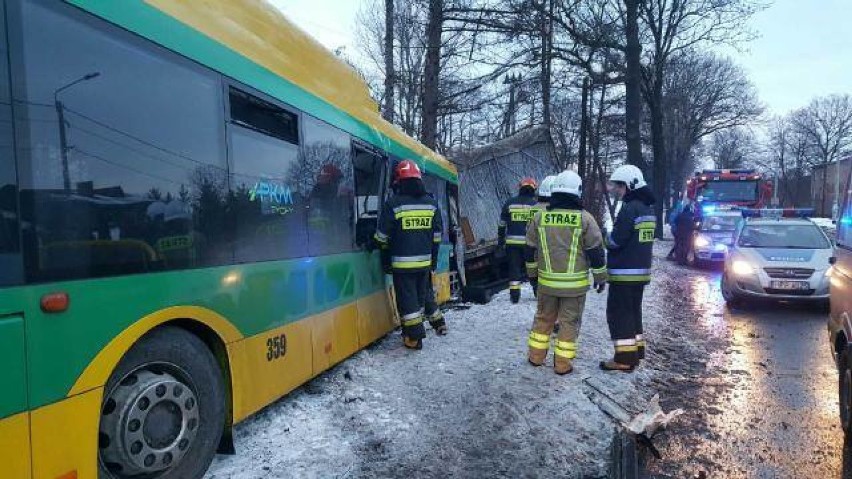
[{"x1": 811, "y1": 156, "x2": 851, "y2": 217}]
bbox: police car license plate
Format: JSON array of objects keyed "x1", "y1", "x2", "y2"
[{"x1": 769, "y1": 280, "x2": 809, "y2": 290}]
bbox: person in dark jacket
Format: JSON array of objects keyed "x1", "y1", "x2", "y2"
[
  {"x1": 374, "y1": 160, "x2": 443, "y2": 350},
  {"x1": 498, "y1": 177, "x2": 538, "y2": 303},
  {"x1": 674, "y1": 203, "x2": 695, "y2": 264},
  {"x1": 601, "y1": 164, "x2": 656, "y2": 372}
]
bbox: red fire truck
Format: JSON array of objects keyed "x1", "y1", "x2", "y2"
[
  {"x1": 678, "y1": 169, "x2": 774, "y2": 267},
  {"x1": 686, "y1": 169, "x2": 773, "y2": 218}
]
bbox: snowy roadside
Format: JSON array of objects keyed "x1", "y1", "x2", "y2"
[{"x1": 205, "y1": 246, "x2": 677, "y2": 479}]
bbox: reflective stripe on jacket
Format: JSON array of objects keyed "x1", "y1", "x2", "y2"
[
  {"x1": 375, "y1": 193, "x2": 443, "y2": 272},
  {"x1": 499, "y1": 194, "x2": 537, "y2": 246},
  {"x1": 525, "y1": 208, "x2": 607, "y2": 297},
  {"x1": 607, "y1": 196, "x2": 654, "y2": 284}
]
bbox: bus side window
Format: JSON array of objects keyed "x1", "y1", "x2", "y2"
[
  {"x1": 12, "y1": 0, "x2": 229, "y2": 282},
  {"x1": 302, "y1": 115, "x2": 354, "y2": 257},
  {"x1": 352, "y1": 145, "x2": 383, "y2": 248},
  {"x1": 228, "y1": 86, "x2": 308, "y2": 263}
]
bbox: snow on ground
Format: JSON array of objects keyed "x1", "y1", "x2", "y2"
[{"x1": 206, "y1": 248, "x2": 677, "y2": 479}]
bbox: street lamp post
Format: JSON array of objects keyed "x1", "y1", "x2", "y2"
[{"x1": 54, "y1": 72, "x2": 100, "y2": 192}]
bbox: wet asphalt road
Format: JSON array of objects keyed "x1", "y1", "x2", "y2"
[{"x1": 645, "y1": 260, "x2": 851, "y2": 479}]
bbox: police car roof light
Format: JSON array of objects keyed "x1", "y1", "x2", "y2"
[{"x1": 741, "y1": 208, "x2": 814, "y2": 219}]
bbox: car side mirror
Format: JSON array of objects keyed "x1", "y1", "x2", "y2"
[{"x1": 830, "y1": 257, "x2": 837, "y2": 265}]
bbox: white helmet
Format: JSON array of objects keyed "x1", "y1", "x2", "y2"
[
  {"x1": 550, "y1": 170, "x2": 582, "y2": 196},
  {"x1": 538, "y1": 175, "x2": 557, "y2": 198},
  {"x1": 609, "y1": 164, "x2": 647, "y2": 190}
]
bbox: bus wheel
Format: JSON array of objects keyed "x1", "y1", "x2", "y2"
[{"x1": 98, "y1": 326, "x2": 225, "y2": 479}]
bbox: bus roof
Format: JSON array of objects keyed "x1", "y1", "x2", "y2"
[{"x1": 69, "y1": 0, "x2": 457, "y2": 182}]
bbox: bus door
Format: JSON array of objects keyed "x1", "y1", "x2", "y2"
[{"x1": 352, "y1": 142, "x2": 396, "y2": 343}]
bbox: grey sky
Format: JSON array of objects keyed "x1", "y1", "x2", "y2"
[{"x1": 274, "y1": 0, "x2": 851, "y2": 116}]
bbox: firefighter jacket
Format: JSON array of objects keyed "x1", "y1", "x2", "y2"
[
  {"x1": 498, "y1": 193, "x2": 537, "y2": 246},
  {"x1": 606, "y1": 187, "x2": 656, "y2": 284},
  {"x1": 525, "y1": 206, "x2": 607, "y2": 297},
  {"x1": 525, "y1": 200, "x2": 549, "y2": 277},
  {"x1": 374, "y1": 193, "x2": 442, "y2": 272}
]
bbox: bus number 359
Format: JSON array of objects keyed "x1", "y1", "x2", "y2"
[{"x1": 266, "y1": 334, "x2": 287, "y2": 361}]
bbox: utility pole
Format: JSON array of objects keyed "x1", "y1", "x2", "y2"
[{"x1": 54, "y1": 72, "x2": 100, "y2": 192}]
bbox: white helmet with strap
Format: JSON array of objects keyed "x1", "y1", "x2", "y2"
[
  {"x1": 538, "y1": 175, "x2": 557, "y2": 198},
  {"x1": 609, "y1": 164, "x2": 647, "y2": 190},
  {"x1": 550, "y1": 170, "x2": 582, "y2": 196}
]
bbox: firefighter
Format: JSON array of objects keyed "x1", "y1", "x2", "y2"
[
  {"x1": 374, "y1": 160, "x2": 443, "y2": 350},
  {"x1": 526, "y1": 175, "x2": 556, "y2": 297},
  {"x1": 525, "y1": 170, "x2": 607, "y2": 375},
  {"x1": 423, "y1": 191, "x2": 448, "y2": 336},
  {"x1": 499, "y1": 177, "x2": 538, "y2": 304},
  {"x1": 601, "y1": 164, "x2": 656, "y2": 372}
]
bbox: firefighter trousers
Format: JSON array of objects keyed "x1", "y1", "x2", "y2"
[
  {"x1": 528, "y1": 293, "x2": 586, "y2": 362},
  {"x1": 392, "y1": 271, "x2": 428, "y2": 340},
  {"x1": 422, "y1": 272, "x2": 445, "y2": 327},
  {"x1": 606, "y1": 283, "x2": 646, "y2": 366},
  {"x1": 507, "y1": 245, "x2": 526, "y2": 300}
]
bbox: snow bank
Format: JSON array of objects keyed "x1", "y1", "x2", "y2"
[{"x1": 206, "y1": 248, "x2": 676, "y2": 478}]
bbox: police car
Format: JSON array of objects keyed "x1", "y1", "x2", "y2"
[
  {"x1": 689, "y1": 208, "x2": 742, "y2": 267},
  {"x1": 721, "y1": 209, "x2": 834, "y2": 307}
]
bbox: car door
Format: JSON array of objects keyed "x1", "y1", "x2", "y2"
[{"x1": 831, "y1": 170, "x2": 852, "y2": 337}]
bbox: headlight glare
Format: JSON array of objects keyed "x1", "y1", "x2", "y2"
[
  {"x1": 694, "y1": 235, "x2": 711, "y2": 248},
  {"x1": 731, "y1": 260, "x2": 755, "y2": 276}
]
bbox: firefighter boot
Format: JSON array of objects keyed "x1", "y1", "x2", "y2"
[
  {"x1": 530, "y1": 278, "x2": 538, "y2": 298},
  {"x1": 554, "y1": 357, "x2": 573, "y2": 375},
  {"x1": 637, "y1": 335, "x2": 646, "y2": 360},
  {"x1": 429, "y1": 312, "x2": 448, "y2": 336},
  {"x1": 509, "y1": 282, "x2": 521, "y2": 304},
  {"x1": 402, "y1": 336, "x2": 423, "y2": 350},
  {"x1": 527, "y1": 331, "x2": 549, "y2": 366},
  {"x1": 599, "y1": 360, "x2": 635, "y2": 372}
]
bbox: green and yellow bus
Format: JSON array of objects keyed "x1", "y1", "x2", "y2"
[{"x1": 0, "y1": 1, "x2": 461, "y2": 477}]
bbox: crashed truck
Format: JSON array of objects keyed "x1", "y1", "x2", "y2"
[{"x1": 453, "y1": 127, "x2": 559, "y2": 303}]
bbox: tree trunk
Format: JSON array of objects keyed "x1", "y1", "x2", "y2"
[
  {"x1": 623, "y1": 0, "x2": 645, "y2": 171},
  {"x1": 578, "y1": 77, "x2": 589, "y2": 178},
  {"x1": 420, "y1": 0, "x2": 442, "y2": 150},
  {"x1": 649, "y1": 79, "x2": 668, "y2": 238},
  {"x1": 540, "y1": 0, "x2": 553, "y2": 128},
  {"x1": 382, "y1": 0, "x2": 395, "y2": 122}
]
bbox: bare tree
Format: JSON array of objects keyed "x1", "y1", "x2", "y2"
[
  {"x1": 382, "y1": 0, "x2": 395, "y2": 122},
  {"x1": 791, "y1": 94, "x2": 852, "y2": 215},
  {"x1": 707, "y1": 127, "x2": 757, "y2": 169},
  {"x1": 420, "y1": 0, "x2": 444, "y2": 149},
  {"x1": 662, "y1": 51, "x2": 762, "y2": 193}
]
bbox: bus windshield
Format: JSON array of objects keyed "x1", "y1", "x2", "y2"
[{"x1": 697, "y1": 180, "x2": 758, "y2": 203}]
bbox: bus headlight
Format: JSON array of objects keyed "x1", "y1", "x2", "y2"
[
  {"x1": 731, "y1": 260, "x2": 755, "y2": 276},
  {"x1": 694, "y1": 235, "x2": 711, "y2": 249}
]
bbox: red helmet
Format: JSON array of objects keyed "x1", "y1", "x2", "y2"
[
  {"x1": 394, "y1": 160, "x2": 422, "y2": 183},
  {"x1": 317, "y1": 164, "x2": 343, "y2": 185},
  {"x1": 519, "y1": 177, "x2": 538, "y2": 189}
]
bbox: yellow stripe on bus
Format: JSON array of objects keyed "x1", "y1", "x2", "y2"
[
  {"x1": 68, "y1": 305, "x2": 244, "y2": 397},
  {"x1": 0, "y1": 411, "x2": 31, "y2": 479},
  {"x1": 31, "y1": 388, "x2": 101, "y2": 479}
]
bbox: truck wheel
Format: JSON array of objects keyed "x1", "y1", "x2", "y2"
[
  {"x1": 840, "y1": 346, "x2": 852, "y2": 435},
  {"x1": 98, "y1": 326, "x2": 225, "y2": 479}
]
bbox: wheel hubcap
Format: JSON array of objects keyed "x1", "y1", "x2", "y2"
[{"x1": 100, "y1": 369, "x2": 200, "y2": 476}]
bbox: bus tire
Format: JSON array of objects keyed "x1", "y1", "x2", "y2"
[{"x1": 98, "y1": 326, "x2": 225, "y2": 479}]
